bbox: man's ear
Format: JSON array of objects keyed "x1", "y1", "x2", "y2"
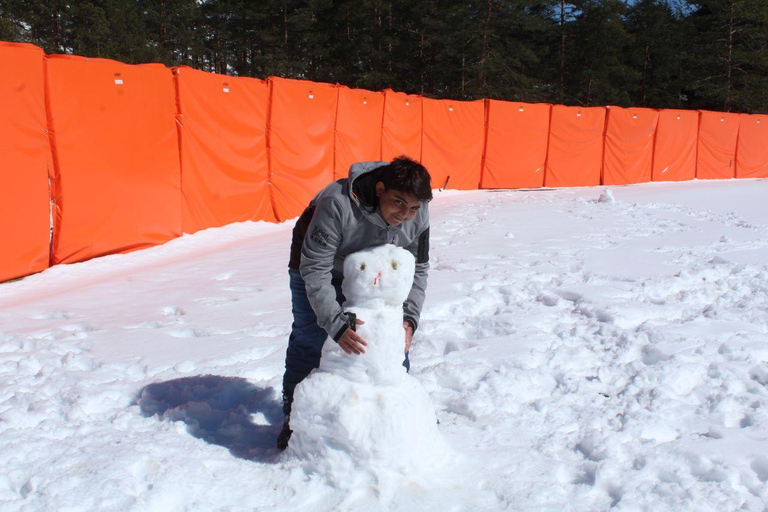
[{"x1": 375, "y1": 182, "x2": 385, "y2": 197}]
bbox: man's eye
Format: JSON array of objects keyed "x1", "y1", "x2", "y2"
[{"x1": 396, "y1": 200, "x2": 404, "y2": 206}]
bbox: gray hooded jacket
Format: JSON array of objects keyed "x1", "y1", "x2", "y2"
[{"x1": 292, "y1": 161, "x2": 430, "y2": 341}]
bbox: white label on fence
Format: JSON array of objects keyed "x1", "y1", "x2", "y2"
[{"x1": 115, "y1": 79, "x2": 123, "y2": 85}]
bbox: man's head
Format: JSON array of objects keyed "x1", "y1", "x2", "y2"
[{"x1": 375, "y1": 156, "x2": 432, "y2": 227}]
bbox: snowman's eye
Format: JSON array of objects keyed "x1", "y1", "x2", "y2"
[
  {"x1": 391, "y1": 261, "x2": 398, "y2": 270},
  {"x1": 360, "y1": 263, "x2": 366, "y2": 271}
]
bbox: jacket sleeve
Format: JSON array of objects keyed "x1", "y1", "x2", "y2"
[
  {"x1": 403, "y1": 211, "x2": 430, "y2": 332},
  {"x1": 299, "y1": 196, "x2": 350, "y2": 341}
]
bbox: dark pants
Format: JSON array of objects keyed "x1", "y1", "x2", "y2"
[{"x1": 281, "y1": 269, "x2": 410, "y2": 415}]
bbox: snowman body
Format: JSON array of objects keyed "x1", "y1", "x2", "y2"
[{"x1": 289, "y1": 244, "x2": 448, "y2": 480}]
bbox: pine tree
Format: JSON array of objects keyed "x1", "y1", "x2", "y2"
[
  {"x1": 2, "y1": 0, "x2": 72, "y2": 53},
  {"x1": 625, "y1": 0, "x2": 686, "y2": 108},
  {"x1": 0, "y1": 0, "x2": 22, "y2": 41},
  {"x1": 685, "y1": 0, "x2": 768, "y2": 112},
  {"x1": 564, "y1": 0, "x2": 638, "y2": 106},
  {"x1": 472, "y1": 0, "x2": 554, "y2": 102}
]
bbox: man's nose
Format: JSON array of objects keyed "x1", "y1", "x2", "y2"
[{"x1": 373, "y1": 271, "x2": 382, "y2": 286}]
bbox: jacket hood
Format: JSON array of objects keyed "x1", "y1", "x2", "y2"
[{"x1": 347, "y1": 161, "x2": 388, "y2": 207}]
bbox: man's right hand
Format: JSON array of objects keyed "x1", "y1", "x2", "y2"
[{"x1": 338, "y1": 318, "x2": 367, "y2": 355}]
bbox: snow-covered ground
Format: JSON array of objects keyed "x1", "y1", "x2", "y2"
[{"x1": 2, "y1": 179, "x2": 768, "y2": 511}]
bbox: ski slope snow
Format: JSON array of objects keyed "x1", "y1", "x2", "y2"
[{"x1": 1, "y1": 179, "x2": 768, "y2": 511}]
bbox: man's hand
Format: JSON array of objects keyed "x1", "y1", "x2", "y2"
[
  {"x1": 338, "y1": 318, "x2": 367, "y2": 355},
  {"x1": 403, "y1": 321, "x2": 414, "y2": 353}
]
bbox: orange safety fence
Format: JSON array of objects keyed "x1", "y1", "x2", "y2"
[
  {"x1": 481, "y1": 100, "x2": 551, "y2": 189},
  {"x1": 422, "y1": 98, "x2": 485, "y2": 190},
  {"x1": 268, "y1": 77, "x2": 338, "y2": 221},
  {"x1": 334, "y1": 86, "x2": 385, "y2": 179},
  {"x1": 0, "y1": 42, "x2": 51, "y2": 282},
  {"x1": 545, "y1": 106, "x2": 606, "y2": 187},
  {"x1": 46, "y1": 55, "x2": 182, "y2": 265},
  {"x1": 697, "y1": 110, "x2": 740, "y2": 180},
  {"x1": 6, "y1": 41, "x2": 768, "y2": 283},
  {"x1": 603, "y1": 107, "x2": 659, "y2": 186},
  {"x1": 736, "y1": 114, "x2": 768, "y2": 179},
  {"x1": 174, "y1": 66, "x2": 275, "y2": 234},
  {"x1": 381, "y1": 89, "x2": 422, "y2": 163},
  {"x1": 652, "y1": 109, "x2": 699, "y2": 182}
]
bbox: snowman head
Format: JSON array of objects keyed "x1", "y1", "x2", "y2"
[{"x1": 342, "y1": 244, "x2": 416, "y2": 306}]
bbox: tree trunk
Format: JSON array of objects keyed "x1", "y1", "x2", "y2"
[
  {"x1": 725, "y1": 0, "x2": 735, "y2": 111},
  {"x1": 642, "y1": 42, "x2": 650, "y2": 106},
  {"x1": 480, "y1": 0, "x2": 492, "y2": 93},
  {"x1": 160, "y1": 0, "x2": 167, "y2": 52},
  {"x1": 52, "y1": 8, "x2": 60, "y2": 52},
  {"x1": 419, "y1": 32, "x2": 424, "y2": 94},
  {"x1": 283, "y1": 0, "x2": 288, "y2": 46},
  {"x1": 387, "y1": 2, "x2": 392, "y2": 73},
  {"x1": 559, "y1": 0, "x2": 566, "y2": 100}
]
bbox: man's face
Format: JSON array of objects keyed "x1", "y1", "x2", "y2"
[{"x1": 375, "y1": 182, "x2": 422, "y2": 227}]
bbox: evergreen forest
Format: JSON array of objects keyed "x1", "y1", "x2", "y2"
[{"x1": 2, "y1": 0, "x2": 767, "y2": 113}]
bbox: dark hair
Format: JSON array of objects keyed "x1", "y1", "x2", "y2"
[{"x1": 377, "y1": 156, "x2": 433, "y2": 202}]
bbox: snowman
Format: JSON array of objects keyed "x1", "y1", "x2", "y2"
[{"x1": 288, "y1": 244, "x2": 449, "y2": 482}]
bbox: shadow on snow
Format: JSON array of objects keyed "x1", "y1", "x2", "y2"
[{"x1": 136, "y1": 375, "x2": 283, "y2": 462}]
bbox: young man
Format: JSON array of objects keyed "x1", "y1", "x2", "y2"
[{"x1": 278, "y1": 156, "x2": 432, "y2": 449}]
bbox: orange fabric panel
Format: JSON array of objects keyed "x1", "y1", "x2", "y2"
[
  {"x1": 421, "y1": 98, "x2": 485, "y2": 190},
  {"x1": 482, "y1": 100, "x2": 551, "y2": 189},
  {"x1": 174, "y1": 66, "x2": 275, "y2": 234},
  {"x1": 0, "y1": 43, "x2": 51, "y2": 282},
  {"x1": 652, "y1": 110, "x2": 698, "y2": 182},
  {"x1": 603, "y1": 107, "x2": 659, "y2": 185},
  {"x1": 381, "y1": 89, "x2": 422, "y2": 162},
  {"x1": 46, "y1": 55, "x2": 181, "y2": 264},
  {"x1": 697, "y1": 111, "x2": 739, "y2": 179},
  {"x1": 735, "y1": 114, "x2": 768, "y2": 179},
  {"x1": 334, "y1": 86, "x2": 385, "y2": 179},
  {"x1": 268, "y1": 77, "x2": 338, "y2": 221},
  {"x1": 545, "y1": 106, "x2": 606, "y2": 187}
]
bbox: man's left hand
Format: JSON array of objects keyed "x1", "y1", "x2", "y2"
[{"x1": 403, "y1": 321, "x2": 414, "y2": 353}]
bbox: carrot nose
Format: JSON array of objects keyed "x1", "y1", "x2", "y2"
[{"x1": 373, "y1": 271, "x2": 382, "y2": 286}]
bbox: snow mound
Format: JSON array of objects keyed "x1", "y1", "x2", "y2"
[{"x1": 597, "y1": 188, "x2": 616, "y2": 204}]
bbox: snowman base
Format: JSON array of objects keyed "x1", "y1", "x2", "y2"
[{"x1": 289, "y1": 364, "x2": 448, "y2": 481}]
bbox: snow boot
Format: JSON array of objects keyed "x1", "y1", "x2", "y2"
[
  {"x1": 276, "y1": 390, "x2": 293, "y2": 450},
  {"x1": 276, "y1": 415, "x2": 292, "y2": 450}
]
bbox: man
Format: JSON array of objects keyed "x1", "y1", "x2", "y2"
[{"x1": 278, "y1": 156, "x2": 432, "y2": 450}]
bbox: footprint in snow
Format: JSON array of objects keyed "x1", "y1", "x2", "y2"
[
  {"x1": 31, "y1": 311, "x2": 77, "y2": 320},
  {"x1": 125, "y1": 321, "x2": 165, "y2": 330},
  {"x1": 162, "y1": 306, "x2": 185, "y2": 317},
  {"x1": 751, "y1": 456, "x2": 768, "y2": 482},
  {"x1": 213, "y1": 271, "x2": 236, "y2": 281},
  {"x1": 195, "y1": 297, "x2": 239, "y2": 306},
  {"x1": 169, "y1": 328, "x2": 215, "y2": 338}
]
